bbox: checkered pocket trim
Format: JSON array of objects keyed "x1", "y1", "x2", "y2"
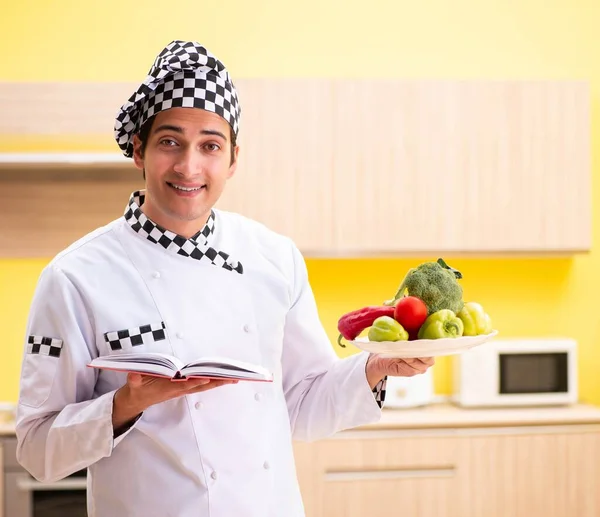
[
  {"x1": 372, "y1": 376, "x2": 387, "y2": 409},
  {"x1": 104, "y1": 322, "x2": 166, "y2": 351},
  {"x1": 27, "y1": 336, "x2": 64, "y2": 358}
]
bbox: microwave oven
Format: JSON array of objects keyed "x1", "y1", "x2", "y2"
[{"x1": 452, "y1": 338, "x2": 578, "y2": 408}]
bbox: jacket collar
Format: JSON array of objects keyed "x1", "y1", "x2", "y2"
[{"x1": 123, "y1": 190, "x2": 243, "y2": 274}]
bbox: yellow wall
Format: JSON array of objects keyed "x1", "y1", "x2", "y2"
[{"x1": 1, "y1": 0, "x2": 599, "y2": 404}]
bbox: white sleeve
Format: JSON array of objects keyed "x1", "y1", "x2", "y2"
[
  {"x1": 15, "y1": 264, "x2": 137, "y2": 483},
  {"x1": 281, "y1": 242, "x2": 385, "y2": 442}
]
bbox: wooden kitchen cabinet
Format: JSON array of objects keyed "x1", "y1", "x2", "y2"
[
  {"x1": 296, "y1": 435, "x2": 463, "y2": 517},
  {"x1": 326, "y1": 80, "x2": 591, "y2": 255},
  {"x1": 0, "y1": 443, "x2": 4, "y2": 517},
  {"x1": 293, "y1": 404, "x2": 600, "y2": 517},
  {"x1": 457, "y1": 428, "x2": 600, "y2": 517},
  {"x1": 0, "y1": 79, "x2": 591, "y2": 257},
  {"x1": 0, "y1": 168, "x2": 143, "y2": 258},
  {"x1": 213, "y1": 79, "x2": 336, "y2": 253}
]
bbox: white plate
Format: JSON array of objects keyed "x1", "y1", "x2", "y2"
[{"x1": 349, "y1": 330, "x2": 499, "y2": 358}]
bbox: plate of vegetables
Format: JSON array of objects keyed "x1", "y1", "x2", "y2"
[{"x1": 336, "y1": 258, "x2": 498, "y2": 358}]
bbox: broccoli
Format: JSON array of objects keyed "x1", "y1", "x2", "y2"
[{"x1": 384, "y1": 258, "x2": 464, "y2": 315}]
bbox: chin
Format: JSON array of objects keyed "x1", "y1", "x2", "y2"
[
  {"x1": 168, "y1": 211, "x2": 201, "y2": 222},
  {"x1": 170, "y1": 208, "x2": 208, "y2": 222}
]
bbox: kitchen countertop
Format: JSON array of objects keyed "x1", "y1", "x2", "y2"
[
  {"x1": 0, "y1": 423, "x2": 15, "y2": 436},
  {"x1": 1, "y1": 403, "x2": 600, "y2": 437},
  {"x1": 355, "y1": 402, "x2": 600, "y2": 431}
]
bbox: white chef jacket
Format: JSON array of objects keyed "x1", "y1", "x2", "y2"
[{"x1": 15, "y1": 190, "x2": 386, "y2": 517}]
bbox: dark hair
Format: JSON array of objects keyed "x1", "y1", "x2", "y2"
[{"x1": 138, "y1": 113, "x2": 238, "y2": 165}]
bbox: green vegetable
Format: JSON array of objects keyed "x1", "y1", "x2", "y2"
[
  {"x1": 368, "y1": 316, "x2": 409, "y2": 342},
  {"x1": 418, "y1": 309, "x2": 464, "y2": 339},
  {"x1": 384, "y1": 258, "x2": 464, "y2": 315},
  {"x1": 457, "y1": 302, "x2": 493, "y2": 336}
]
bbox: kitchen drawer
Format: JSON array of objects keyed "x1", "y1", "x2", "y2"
[
  {"x1": 317, "y1": 435, "x2": 459, "y2": 472},
  {"x1": 1, "y1": 438, "x2": 18, "y2": 469},
  {"x1": 321, "y1": 473, "x2": 461, "y2": 517},
  {"x1": 298, "y1": 435, "x2": 464, "y2": 517}
]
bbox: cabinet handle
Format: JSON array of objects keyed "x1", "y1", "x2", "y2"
[
  {"x1": 17, "y1": 476, "x2": 88, "y2": 491},
  {"x1": 324, "y1": 466, "x2": 456, "y2": 482}
]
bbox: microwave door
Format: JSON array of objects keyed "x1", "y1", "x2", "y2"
[{"x1": 499, "y1": 352, "x2": 569, "y2": 394}]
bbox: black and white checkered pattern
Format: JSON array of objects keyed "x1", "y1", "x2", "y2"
[
  {"x1": 104, "y1": 322, "x2": 166, "y2": 351},
  {"x1": 27, "y1": 335, "x2": 63, "y2": 358},
  {"x1": 124, "y1": 190, "x2": 244, "y2": 274},
  {"x1": 114, "y1": 40, "x2": 241, "y2": 158},
  {"x1": 372, "y1": 377, "x2": 387, "y2": 409}
]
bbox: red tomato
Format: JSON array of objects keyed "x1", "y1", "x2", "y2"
[
  {"x1": 407, "y1": 329, "x2": 420, "y2": 341},
  {"x1": 394, "y1": 296, "x2": 428, "y2": 333}
]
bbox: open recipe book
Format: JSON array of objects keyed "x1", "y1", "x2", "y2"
[{"x1": 88, "y1": 352, "x2": 274, "y2": 382}]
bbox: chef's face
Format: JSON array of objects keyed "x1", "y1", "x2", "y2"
[{"x1": 132, "y1": 107, "x2": 239, "y2": 238}]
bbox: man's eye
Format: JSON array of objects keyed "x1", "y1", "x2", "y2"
[
  {"x1": 205, "y1": 143, "x2": 221, "y2": 152},
  {"x1": 159, "y1": 139, "x2": 177, "y2": 146}
]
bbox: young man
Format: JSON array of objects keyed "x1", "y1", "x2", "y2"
[{"x1": 15, "y1": 41, "x2": 434, "y2": 517}]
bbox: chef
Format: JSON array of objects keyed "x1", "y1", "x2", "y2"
[{"x1": 15, "y1": 40, "x2": 434, "y2": 517}]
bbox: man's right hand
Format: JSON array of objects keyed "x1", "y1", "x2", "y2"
[{"x1": 112, "y1": 373, "x2": 237, "y2": 432}]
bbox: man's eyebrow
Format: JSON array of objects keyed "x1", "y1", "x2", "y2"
[
  {"x1": 153, "y1": 124, "x2": 184, "y2": 134},
  {"x1": 200, "y1": 129, "x2": 227, "y2": 141},
  {"x1": 153, "y1": 125, "x2": 227, "y2": 141}
]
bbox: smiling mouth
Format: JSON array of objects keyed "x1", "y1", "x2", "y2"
[{"x1": 167, "y1": 182, "x2": 206, "y2": 192}]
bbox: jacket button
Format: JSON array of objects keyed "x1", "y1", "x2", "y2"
[
  {"x1": 243, "y1": 324, "x2": 250, "y2": 333},
  {"x1": 254, "y1": 393, "x2": 262, "y2": 401},
  {"x1": 176, "y1": 332, "x2": 184, "y2": 339},
  {"x1": 152, "y1": 271, "x2": 161, "y2": 279},
  {"x1": 211, "y1": 471, "x2": 218, "y2": 480},
  {"x1": 263, "y1": 461, "x2": 270, "y2": 470},
  {"x1": 195, "y1": 402, "x2": 203, "y2": 410}
]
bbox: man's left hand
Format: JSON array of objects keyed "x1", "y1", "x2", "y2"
[{"x1": 365, "y1": 354, "x2": 435, "y2": 389}]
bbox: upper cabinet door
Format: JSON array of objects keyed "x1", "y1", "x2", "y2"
[
  {"x1": 328, "y1": 80, "x2": 591, "y2": 255},
  {"x1": 216, "y1": 79, "x2": 335, "y2": 254}
]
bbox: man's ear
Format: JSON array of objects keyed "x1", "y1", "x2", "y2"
[
  {"x1": 227, "y1": 145, "x2": 240, "y2": 179},
  {"x1": 132, "y1": 135, "x2": 145, "y2": 171}
]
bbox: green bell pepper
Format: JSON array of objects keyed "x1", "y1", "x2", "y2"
[
  {"x1": 368, "y1": 316, "x2": 409, "y2": 342},
  {"x1": 418, "y1": 309, "x2": 464, "y2": 339},
  {"x1": 457, "y1": 302, "x2": 492, "y2": 336}
]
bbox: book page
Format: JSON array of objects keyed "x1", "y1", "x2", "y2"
[
  {"x1": 184, "y1": 356, "x2": 271, "y2": 376},
  {"x1": 181, "y1": 365, "x2": 273, "y2": 381},
  {"x1": 97, "y1": 352, "x2": 185, "y2": 370},
  {"x1": 88, "y1": 359, "x2": 178, "y2": 379}
]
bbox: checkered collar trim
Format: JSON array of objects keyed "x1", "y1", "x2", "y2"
[{"x1": 123, "y1": 190, "x2": 243, "y2": 274}]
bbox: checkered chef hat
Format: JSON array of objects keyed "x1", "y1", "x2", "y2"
[{"x1": 114, "y1": 40, "x2": 241, "y2": 158}]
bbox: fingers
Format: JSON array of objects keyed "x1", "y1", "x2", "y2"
[
  {"x1": 392, "y1": 357, "x2": 434, "y2": 376},
  {"x1": 397, "y1": 358, "x2": 433, "y2": 370},
  {"x1": 187, "y1": 379, "x2": 239, "y2": 393},
  {"x1": 182, "y1": 378, "x2": 211, "y2": 390},
  {"x1": 123, "y1": 374, "x2": 238, "y2": 408},
  {"x1": 415, "y1": 357, "x2": 435, "y2": 367}
]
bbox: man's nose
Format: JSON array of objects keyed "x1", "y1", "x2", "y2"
[{"x1": 173, "y1": 148, "x2": 202, "y2": 176}]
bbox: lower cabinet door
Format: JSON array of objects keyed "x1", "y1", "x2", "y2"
[
  {"x1": 295, "y1": 434, "x2": 466, "y2": 517},
  {"x1": 457, "y1": 429, "x2": 600, "y2": 517}
]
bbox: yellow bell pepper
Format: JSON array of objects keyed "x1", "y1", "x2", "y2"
[{"x1": 457, "y1": 302, "x2": 492, "y2": 336}]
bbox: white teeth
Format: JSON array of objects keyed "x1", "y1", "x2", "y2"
[{"x1": 171, "y1": 183, "x2": 203, "y2": 192}]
